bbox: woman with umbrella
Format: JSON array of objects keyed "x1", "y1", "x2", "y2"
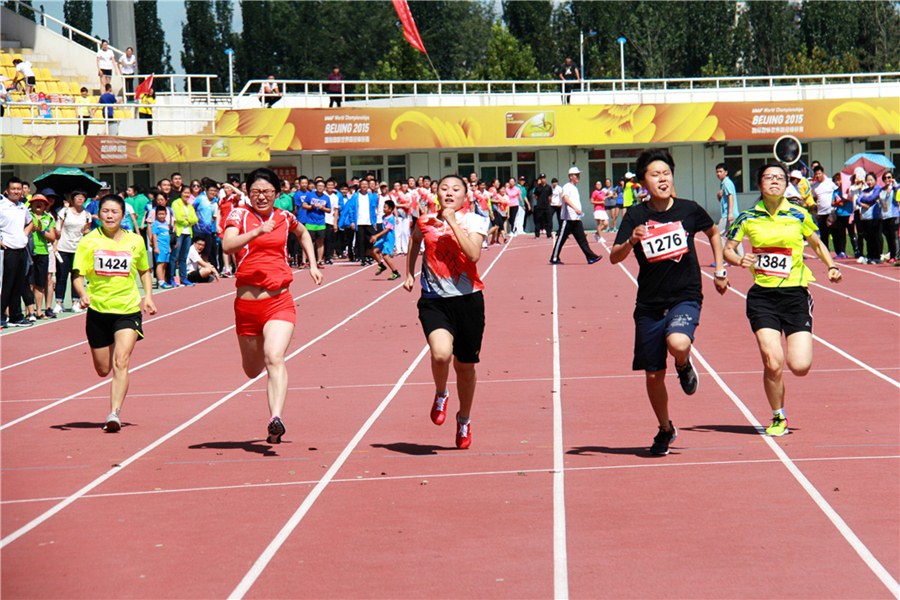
[{"x1": 72, "y1": 194, "x2": 156, "y2": 432}]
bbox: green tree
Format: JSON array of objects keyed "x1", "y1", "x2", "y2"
[
  {"x1": 134, "y1": 0, "x2": 173, "y2": 90},
  {"x1": 182, "y1": 0, "x2": 230, "y2": 92},
  {"x1": 5, "y1": 0, "x2": 36, "y2": 21},
  {"x1": 475, "y1": 22, "x2": 540, "y2": 83},
  {"x1": 855, "y1": 0, "x2": 900, "y2": 72},
  {"x1": 502, "y1": 0, "x2": 556, "y2": 76},
  {"x1": 742, "y1": 1, "x2": 801, "y2": 75},
  {"x1": 63, "y1": 0, "x2": 93, "y2": 49},
  {"x1": 363, "y1": 37, "x2": 431, "y2": 91},
  {"x1": 784, "y1": 45, "x2": 860, "y2": 75},
  {"x1": 406, "y1": 0, "x2": 494, "y2": 79}
]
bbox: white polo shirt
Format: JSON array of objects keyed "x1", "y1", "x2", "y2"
[
  {"x1": 0, "y1": 197, "x2": 31, "y2": 249},
  {"x1": 561, "y1": 182, "x2": 583, "y2": 221}
]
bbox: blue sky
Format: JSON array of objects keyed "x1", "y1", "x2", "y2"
[{"x1": 37, "y1": 0, "x2": 242, "y2": 73}]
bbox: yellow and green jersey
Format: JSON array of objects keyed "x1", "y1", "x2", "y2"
[
  {"x1": 73, "y1": 229, "x2": 149, "y2": 313},
  {"x1": 727, "y1": 198, "x2": 818, "y2": 288}
]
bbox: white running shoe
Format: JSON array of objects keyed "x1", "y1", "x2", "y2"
[
  {"x1": 54, "y1": 301, "x2": 64, "y2": 314},
  {"x1": 72, "y1": 301, "x2": 83, "y2": 312}
]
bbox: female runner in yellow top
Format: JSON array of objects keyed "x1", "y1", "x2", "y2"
[
  {"x1": 73, "y1": 194, "x2": 157, "y2": 432},
  {"x1": 724, "y1": 162, "x2": 841, "y2": 437}
]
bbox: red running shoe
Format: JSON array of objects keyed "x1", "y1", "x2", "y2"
[
  {"x1": 430, "y1": 390, "x2": 449, "y2": 425},
  {"x1": 455, "y1": 414, "x2": 472, "y2": 449}
]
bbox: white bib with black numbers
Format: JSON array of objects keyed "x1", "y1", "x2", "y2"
[
  {"x1": 94, "y1": 250, "x2": 132, "y2": 277},
  {"x1": 752, "y1": 246, "x2": 792, "y2": 278},
  {"x1": 641, "y1": 221, "x2": 688, "y2": 263}
]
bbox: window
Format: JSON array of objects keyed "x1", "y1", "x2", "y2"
[
  {"x1": 478, "y1": 152, "x2": 512, "y2": 163},
  {"x1": 588, "y1": 149, "x2": 606, "y2": 189},
  {"x1": 331, "y1": 154, "x2": 407, "y2": 186},
  {"x1": 722, "y1": 145, "x2": 743, "y2": 193}
]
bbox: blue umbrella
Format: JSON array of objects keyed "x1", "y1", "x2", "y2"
[
  {"x1": 844, "y1": 153, "x2": 895, "y2": 169},
  {"x1": 33, "y1": 167, "x2": 103, "y2": 197}
]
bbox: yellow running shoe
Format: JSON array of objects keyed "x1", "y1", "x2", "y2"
[{"x1": 765, "y1": 415, "x2": 788, "y2": 436}]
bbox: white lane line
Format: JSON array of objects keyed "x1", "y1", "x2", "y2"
[
  {"x1": 5, "y1": 454, "x2": 897, "y2": 506},
  {"x1": 805, "y1": 251, "x2": 900, "y2": 282},
  {"x1": 1, "y1": 288, "x2": 238, "y2": 372},
  {"x1": 601, "y1": 239, "x2": 900, "y2": 598},
  {"x1": 9, "y1": 366, "x2": 900, "y2": 405},
  {"x1": 551, "y1": 264, "x2": 569, "y2": 600},
  {"x1": 807, "y1": 280, "x2": 900, "y2": 318},
  {"x1": 229, "y1": 241, "x2": 515, "y2": 599},
  {"x1": 694, "y1": 237, "x2": 900, "y2": 317},
  {"x1": 0, "y1": 267, "x2": 415, "y2": 550},
  {"x1": 0, "y1": 268, "x2": 366, "y2": 430},
  {"x1": 698, "y1": 270, "x2": 900, "y2": 390}
]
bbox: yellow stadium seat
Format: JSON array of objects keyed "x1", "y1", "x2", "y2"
[
  {"x1": 37, "y1": 67, "x2": 52, "y2": 81},
  {"x1": 47, "y1": 81, "x2": 60, "y2": 95},
  {"x1": 1, "y1": 53, "x2": 13, "y2": 67},
  {"x1": 35, "y1": 82, "x2": 48, "y2": 95},
  {"x1": 12, "y1": 54, "x2": 23, "y2": 62}
]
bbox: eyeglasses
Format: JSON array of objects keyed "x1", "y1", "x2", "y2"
[
  {"x1": 191, "y1": 184, "x2": 201, "y2": 188},
  {"x1": 248, "y1": 188, "x2": 277, "y2": 198},
  {"x1": 762, "y1": 174, "x2": 787, "y2": 183}
]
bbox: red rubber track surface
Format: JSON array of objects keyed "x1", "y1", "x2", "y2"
[{"x1": 1, "y1": 234, "x2": 897, "y2": 599}]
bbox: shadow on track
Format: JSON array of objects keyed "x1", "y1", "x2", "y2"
[
  {"x1": 680, "y1": 424, "x2": 763, "y2": 435},
  {"x1": 567, "y1": 445, "x2": 679, "y2": 458},
  {"x1": 371, "y1": 442, "x2": 456, "y2": 455},
  {"x1": 50, "y1": 421, "x2": 132, "y2": 430},
  {"x1": 188, "y1": 440, "x2": 279, "y2": 457}
]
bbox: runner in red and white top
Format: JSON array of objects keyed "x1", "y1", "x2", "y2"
[
  {"x1": 221, "y1": 167, "x2": 322, "y2": 446},
  {"x1": 404, "y1": 174, "x2": 490, "y2": 449}
]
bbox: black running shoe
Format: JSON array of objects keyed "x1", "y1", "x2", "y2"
[
  {"x1": 267, "y1": 416, "x2": 286, "y2": 444},
  {"x1": 676, "y1": 359, "x2": 699, "y2": 395},
  {"x1": 650, "y1": 422, "x2": 677, "y2": 455}
]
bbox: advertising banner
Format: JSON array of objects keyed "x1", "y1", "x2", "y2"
[
  {"x1": 212, "y1": 97, "x2": 899, "y2": 152},
  {"x1": 1, "y1": 134, "x2": 271, "y2": 165}
]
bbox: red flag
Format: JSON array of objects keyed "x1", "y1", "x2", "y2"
[
  {"x1": 392, "y1": 0, "x2": 427, "y2": 54},
  {"x1": 134, "y1": 74, "x2": 154, "y2": 100}
]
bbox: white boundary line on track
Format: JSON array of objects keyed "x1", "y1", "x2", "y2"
[
  {"x1": 0, "y1": 268, "x2": 365, "y2": 430},
  {"x1": 601, "y1": 239, "x2": 900, "y2": 598},
  {"x1": 551, "y1": 264, "x2": 569, "y2": 600},
  {"x1": 0, "y1": 264, "x2": 420, "y2": 550},
  {"x1": 698, "y1": 270, "x2": 900, "y2": 390},
  {"x1": 0, "y1": 267, "x2": 305, "y2": 371},
  {"x1": 5, "y1": 454, "x2": 897, "y2": 506},
  {"x1": 805, "y1": 251, "x2": 900, "y2": 282},
  {"x1": 694, "y1": 237, "x2": 900, "y2": 318},
  {"x1": 7, "y1": 366, "x2": 900, "y2": 405},
  {"x1": 0, "y1": 289, "x2": 238, "y2": 372},
  {"x1": 228, "y1": 241, "x2": 515, "y2": 599}
]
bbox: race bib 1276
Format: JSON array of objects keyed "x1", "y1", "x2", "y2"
[{"x1": 641, "y1": 221, "x2": 689, "y2": 263}]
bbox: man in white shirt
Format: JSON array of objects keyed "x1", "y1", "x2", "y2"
[
  {"x1": 0, "y1": 177, "x2": 34, "y2": 327},
  {"x1": 810, "y1": 164, "x2": 838, "y2": 250},
  {"x1": 549, "y1": 167, "x2": 603, "y2": 265}
]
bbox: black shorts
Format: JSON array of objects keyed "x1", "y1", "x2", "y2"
[
  {"x1": 746, "y1": 285, "x2": 813, "y2": 336},
  {"x1": 492, "y1": 215, "x2": 507, "y2": 228},
  {"x1": 85, "y1": 308, "x2": 144, "y2": 348},
  {"x1": 632, "y1": 300, "x2": 701, "y2": 372},
  {"x1": 417, "y1": 291, "x2": 485, "y2": 363},
  {"x1": 100, "y1": 69, "x2": 112, "y2": 77},
  {"x1": 25, "y1": 75, "x2": 36, "y2": 86},
  {"x1": 30, "y1": 254, "x2": 49, "y2": 286},
  {"x1": 186, "y1": 270, "x2": 213, "y2": 283},
  {"x1": 307, "y1": 228, "x2": 325, "y2": 242}
]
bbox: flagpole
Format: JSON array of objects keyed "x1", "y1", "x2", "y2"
[{"x1": 425, "y1": 53, "x2": 440, "y2": 81}]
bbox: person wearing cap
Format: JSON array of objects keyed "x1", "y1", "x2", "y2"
[
  {"x1": 611, "y1": 149, "x2": 728, "y2": 455},
  {"x1": 788, "y1": 169, "x2": 814, "y2": 210},
  {"x1": 532, "y1": 173, "x2": 553, "y2": 239},
  {"x1": 28, "y1": 193, "x2": 59, "y2": 319},
  {"x1": 516, "y1": 175, "x2": 531, "y2": 234},
  {"x1": 549, "y1": 166, "x2": 603, "y2": 265},
  {"x1": 622, "y1": 171, "x2": 638, "y2": 220}
]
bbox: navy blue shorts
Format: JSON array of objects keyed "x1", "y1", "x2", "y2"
[{"x1": 632, "y1": 300, "x2": 701, "y2": 372}]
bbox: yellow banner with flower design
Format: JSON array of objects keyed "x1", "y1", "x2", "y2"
[
  {"x1": 0, "y1": 134, "x2": 271, "y2": 165},
  {"x1": 3, "y1": 98, "x2": 896, "y2": 165},
  {"x1": 212, "y1": 97, "x2": 899, "y2": 152}
]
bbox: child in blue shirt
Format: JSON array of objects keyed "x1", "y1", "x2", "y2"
[
  {"x1": 150, "y1": 206, "x2": 173, "y2": 288},
  {"x1": 371, "y1": 200, "x2": 400, "y2": 280}
]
